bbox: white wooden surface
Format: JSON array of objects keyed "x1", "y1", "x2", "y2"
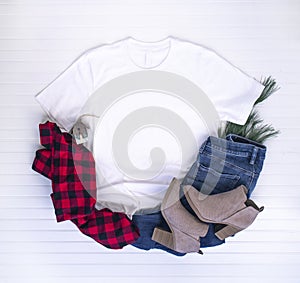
[{"x1": 0, "y1": 0, "x2": 299, "y2": 282}]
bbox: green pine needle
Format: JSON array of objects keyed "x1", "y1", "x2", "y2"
[
  {"x1": 254, "y1": 76, "x2": 280, "y2": 105},
  {"x1": 218, "y1": 76, "x2": 280, "y2": 144}
]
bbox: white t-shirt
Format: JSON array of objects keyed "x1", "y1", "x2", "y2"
[{"x1": 35, "y1": 36, "x2": 264, "y2": 217}]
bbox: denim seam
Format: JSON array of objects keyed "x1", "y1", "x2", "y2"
[
  {"x1": 223, "y1": 160, "x2": 255, "y2": 175},
  {"x1": 196, "y1": 163, "x2": 241, "y2": 180},
  {"x1": 204, "y1": 144, "x2": 265, "y2": 160},
  {"x1": 212, "y1": 145, "x2": 249, "y2": 156},
  {"x1": 247, "y1": 171, "x2": 256, "y2": 195},
  {"x1": 200, "y1": 152, "x2": 256, "y2": 175}
]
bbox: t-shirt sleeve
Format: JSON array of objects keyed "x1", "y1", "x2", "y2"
[
  {"x1": 35, "y1": 51, "x2": 94, "y2": 131},
  {"x1": 198, "y1": 47, "x2": 265, "y2": 125}
]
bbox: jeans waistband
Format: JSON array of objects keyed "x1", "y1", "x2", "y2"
[{"x1": 199, "y1": 134, "x2": 266, "y2": 165}]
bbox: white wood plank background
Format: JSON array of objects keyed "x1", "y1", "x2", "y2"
[{"x1": 0, "y1": 0, "x2": 299, "y2": 282}]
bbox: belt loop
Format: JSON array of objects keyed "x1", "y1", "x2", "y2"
[
  {"x1": 250, "y1": 147, "x2": 258, "y2": 165},
  {"x1": 199, "y1": 144, "x2": 204, "y2": 154},
  {"x1": 199, "y1": 137, "x2": 209, "y2": 154}
]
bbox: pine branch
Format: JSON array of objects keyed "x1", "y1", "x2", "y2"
[{"x1": 254, "y1": 76, "x2": 280, "y2": 105}]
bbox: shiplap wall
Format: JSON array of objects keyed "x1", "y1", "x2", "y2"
[{"x1": 0, "y1": 0, "x2": 299, "y2": 282}]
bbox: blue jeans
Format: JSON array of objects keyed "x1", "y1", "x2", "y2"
[
  {"x1": 131, "y1": 134, "x2": 266, "y2": 254},
  {"x1": 180, "y1": 134, "x2": 267, "y2": 247}
]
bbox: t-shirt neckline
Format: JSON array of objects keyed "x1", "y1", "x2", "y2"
[{"x1": 125, "y1": 36, "x2": 173, "y2": 69}]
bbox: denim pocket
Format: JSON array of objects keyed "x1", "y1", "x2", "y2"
[{"x1": 193, "y1": 163, "x2": 240, "y2": 195}]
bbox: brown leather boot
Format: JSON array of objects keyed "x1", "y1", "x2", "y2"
[
  {"x1": 183, "y1": 184, "x2": 264, "y2": 240},
  {"x1": 151, "y1": 178, "x2": 209, "y2": 253}
]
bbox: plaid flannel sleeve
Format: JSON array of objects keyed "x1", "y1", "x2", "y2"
[{"x1": 32, "y1": 121, "x2": 139, "y2": 249}]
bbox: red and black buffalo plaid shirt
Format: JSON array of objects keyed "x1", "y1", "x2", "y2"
[{"x1": 32, "y1": 121, "x2": 140, "y2": 249}]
